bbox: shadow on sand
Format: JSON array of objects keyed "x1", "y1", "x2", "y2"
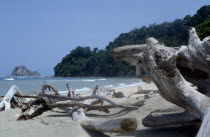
[
  {"x1": 85, "y1": 123, "x2": 199, "y2": 137},
  {"x1": 116, "y1": 124, "x2": 199, "y2": 137}
]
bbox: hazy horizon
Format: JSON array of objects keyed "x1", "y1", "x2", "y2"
[{"x1": 0, "y1": 1, "x2": 209, "y2": 76}]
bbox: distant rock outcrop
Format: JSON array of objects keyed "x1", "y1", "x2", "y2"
[{"x1": 11, "y1": 66, "x2": 41, "y2": 77}]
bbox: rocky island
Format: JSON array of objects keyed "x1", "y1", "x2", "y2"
[{"x1": 10, "y1": 66, "x2": 41, "y2": 77}]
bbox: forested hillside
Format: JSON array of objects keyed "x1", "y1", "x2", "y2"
[{"x1": 54, "y1": 5, "x2": 210, "y2": 77}]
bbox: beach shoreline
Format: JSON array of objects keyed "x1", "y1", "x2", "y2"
[
  {"x1": 0, "y1": 82, "x2": 198, "y2": 137},
  {"x1": 0, "y1": 77, "x2": 143, "y2": 96}
]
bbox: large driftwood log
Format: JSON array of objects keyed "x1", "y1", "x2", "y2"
[
  {"x1": 69, "y1": 86, "x2": 138, "y2": 133},
  {"x1": 142, "y1": 105, "x2": 199, "y2": 127},
  {"x1": 112, "y1": 27, "x2": 210, "y2": 136}
]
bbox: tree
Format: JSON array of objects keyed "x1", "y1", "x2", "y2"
[
  {"x1": 54, "y1": 5, "x2": 210, "y2": 77},
  {"x1": 196, "y1": 20, "x2": 210, "y2": 40}
]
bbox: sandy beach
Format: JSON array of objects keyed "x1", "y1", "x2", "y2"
[{"x1": 0, "y1": 83, "x2": 198, "y2": 137}]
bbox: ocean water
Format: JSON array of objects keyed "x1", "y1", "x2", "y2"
[{"x1": 0, "y1": 77, "x2": 143, "y2": 95}]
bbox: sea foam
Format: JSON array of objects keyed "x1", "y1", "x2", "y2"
[
  {"x1": 97, "y1": 78, "x2": 106, "y2": 81},
  {"x1": 75, "y1": 87, "x2": 92, "y2": 93},
  {"x1": 81, "y1": 80, "x2": 95, "y2": 82}
]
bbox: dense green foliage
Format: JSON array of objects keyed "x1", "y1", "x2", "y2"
[
  {"x1": 54, "y1": 46, "x2": 134, "y2": 77},
  {"x1": 54, "y1": 5, "x2": 210, "y2": 77},
  {"x1": 106, "y1": 5, "x2": 210, "y2": 50},
  {"x1": 196, "y1": 20, "x2": 210, "y2": 39}
]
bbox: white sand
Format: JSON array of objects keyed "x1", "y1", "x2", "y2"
[{"x1": 0, "y1": 83, "x2": 198, "y2": 137}]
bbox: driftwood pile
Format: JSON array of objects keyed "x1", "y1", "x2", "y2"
[
  {"x1": 0, "y1": 84, "x2": 144, "y2": 133},
  {"x1": 112, "y1": 27, "x2": 210, "y2": 137},
  {"x1": 1, "y1": 27, "x2": 208, "y2": 136}
]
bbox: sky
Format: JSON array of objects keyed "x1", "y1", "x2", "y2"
[{"x1": 0, "y1": 0, "x2": 209, "y2": 76}]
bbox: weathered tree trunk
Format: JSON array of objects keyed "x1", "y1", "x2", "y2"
[
  {"x1": 0, "y1": 85, "x2": 21, "y2": 110},
  {"x1": 142, "y1": 105, "x2": 199, "y2": 127},
  {"x1": 112, "y1": 27, "x2": 210, "y2": 136}
]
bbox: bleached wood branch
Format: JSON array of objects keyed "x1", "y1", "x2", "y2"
[
  {"x1": 112, "y1": 27, "x2": 210, "y2": 136},
  {"x1": 81, "y1": 118, "x2": 137, "y2": 133},
  {"x1": 48, "y1": 100, "x2": 139, "y2": 110},
  {"x1": 66, "y1": 84, "x2": 75, "y2": 97},
  {"x1": 16, "y1": 84, "x2": 139, "y2": 133},
  {"x1": 42, "y1": 84, "x2": 60, "y2": 95},
  {"x1": 38, "y1": 93, "x2": 121, "y2": 107},
  {"x1": 0, "y1": 85, "x2": 21, "y2": 110}
]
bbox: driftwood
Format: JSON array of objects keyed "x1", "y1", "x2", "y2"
[
  {"x1": 0, "y1": 85, "x2": 21, "y2": 110},
  {"x1": 17, "y1": 84, "x2": 65, "y2": 120},
  {"x1": 112, "y1": 27, "x2": 210, "y2": 136},
  {"x1": 38, "y1": 94, "x2": 125, "y2": 107},
  {"x1": 128, "y1": 86, "x2": 158, "y2": 98},
  {"x1": 112, "y1": 92, "x2": 124, "y2": 98},
  {"x1": 48, "y1": 100, "x2": 138, "y2": 110},
  {"x1": 142, "y1": 105, "x2": 199, "y2": 127},
  {"x1": 15, "y1": 94, "x2": 39, "y2": 99},
  {"x1": 66, "y1": 84, "x2": 75, "y2": 97},
  {"x1": 92, "y1": 85, "x2": 99, "y2": 95},
  {"x1": 81, "y1": 118, "x2": 137, "y2": 133},
  {"x1": 70, "y1": 86, "x2": 138, "y2": 133},
  {"x1": 17, "y1": 85, "x2": 115, "y2": 120},
  {"x1": 17, "y1": 98, "x2": 52, "y2": 120},
  {"x1": 42, "y1": 84, "x2": 60, "y2": 95},
  {"x1": 15, "y1": 84, "x2": 139, "y2": 133}
]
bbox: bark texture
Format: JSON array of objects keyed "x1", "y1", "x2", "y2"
[{"x1": 112, "y1": 27, "x2": 210, "y2": 137}]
